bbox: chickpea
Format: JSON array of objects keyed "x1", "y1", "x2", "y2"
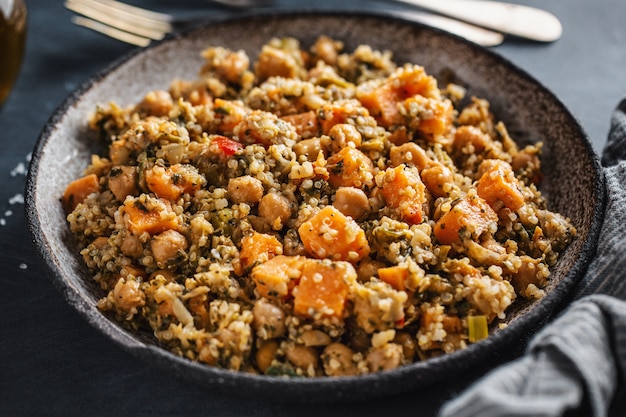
[
  {"x1": 293, "y1": 137, "x2": 323, "y2": 162},
  {"x1": 258, "y1": 192, "x2": 292, "y2": 230},
  {"x1": 285, "y1": 344, "x2": 319, "y2": 372},
  {"x1": 366, "y1": 343, "x2": 404, "y2": 372},
  {"x1": 137, "y1": 90, "x2": 174, "y2": 117},
  {"x1": 255, "y1": 46, "x2": 303, "y2": 82},
  {"x1": 109, "y1": 140, "x2": 131, "y2": 165},
  {"x1": 476, "y1": 158, "x2": 509, "y2": 178},
  {"x1": 199, "y1": 344, "x2": 219, "y2": 366},
  {"x1": 92, "y1": 236, "x2": 109, "y2": 250},
  {"x1": 300, "y1": 330, "x2": 332, "y2": 347},
  {"x1": 111, "y1": 278, "x2": 145, "y2": 314},
  {"x1": 454, "y1": 125, "x2": 492, "y2": 153},
  {"x1": 120, "y1": 234, "x2": 143, "y2": 259},
  {"x1": 511, "y1": 148, "x2": 540, "y2": 173},
  {"x1": 328, "y1": 123, "x2": 362, "y2": 154},
  {"x1": 227, "y1": 175, "x2": 264, "y2": 204},
  {"x1": 322, "y1": 343, "x2": 359, "y2": 376},
  {"x1": 420, "y1": 164, "x2": 454, "y2": 198},
  {"x1": 311, "y1": 35, "x2": 341, "y2": 66},
  {"x1": 333, "y1": 187, "x2": 370, "y2": 221},
  {"x1": 256, "y1": 340, "x2": 279, "y2": 373},
  {"x1": 148, "y1": 269, "x2": 177, "y2": 282},
  {"x1": 389, "y1": 142, "x2": 430, "y2": 170},
  {"x1": 356, "y1": 257, "x2": 386, "y2": 283},
  {"x1": 216, "y1": 50, "x2": 250, "y2": 84},
  {"x1": 252, "y1": 298, "x2": 286, "y2": 340},
  {"x1": 511, "y1": 255, "x2": 543, "y2": 293},
  {"x1": 150, "y1": 230, "x2": 188, "y2": 266},
  {"x1": 393, "y1": 332, "x2": 417, "y2": 362}
]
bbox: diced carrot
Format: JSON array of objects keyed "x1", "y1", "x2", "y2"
[
  {"x1": 379, "y1": 165, "x2": 426, "y2": 224},
  {"x1": 433, "y1": 194, "x2": 497, "y2": 245},
  {"x1": 298, "y1": 205, "x2": 370, "y2": 263},
  {"x1": 326, "y1": 147, "x2": 374, "y2": 189},
  {"x1": 145, "y1": 164, "x2": 205, "y2": 201},
  {"x1": 293, "y1": 259, "x2": 357, "y2": 320},
  {"x1": 63, "y1": 174, "x2": 100, "y2": 212},
  {"x1": 120, "y1": 197, "x2": 179, "y2": 236},
  {"x1": 377, "y1": 265, "x2": 408, "y2": 291},
  {"x1": 251, "y1": 255, "x2": 306, "y2": 299},
  {"x1": 476, "y1": 160, "x2": 525, "y2": 211},
  {"x1": 239, "y1": 232, "x2": 283, "y2": 271},
  {"x1": 281, "y1": 111, "x2": 320, "y2": 138}
]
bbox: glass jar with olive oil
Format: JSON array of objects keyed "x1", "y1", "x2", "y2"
[{"x1": 0, "y1": 0, "x2": 27, "y2": 106}]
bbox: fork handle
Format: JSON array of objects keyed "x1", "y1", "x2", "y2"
[{"x1": 389, "y1": 0, "x2": 562, "y2": 42}]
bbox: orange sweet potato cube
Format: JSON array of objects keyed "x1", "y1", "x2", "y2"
[
  {"x1": 405, "y1": 95, "x2": 454, "y2": 137},
  {"x1": 281, "y1": 111, "x2": 320, "y2": 138},
  {"x1": 434, "y1": 194, "x2": 497, "y2": 245},
  {"x1": 251, "y1": 255, "x2": 305, "y2": 299},
  {"x1": 239, "y1": 232, "x2": 283, "y2": 271},
  {"x1": 293, "y1": 259, "x2": 356, "y2": 320},
  {"x1": 63, "y1": 174, "x2": 100, "y2": 212},
  {"x1": 145, "y1": 164, "x2": 205, "y2": 201},
  {"x1": 476, "y1": 160, "x2": 525, "y2": 211},
  {"x1": 357, "y1": 83, "x2": 401, "y2": 128},
  {"x1": 379, "y1": 165, "x2": 426, "y2": 224},
  {"x1": 121, "y1": 197, "x2": 179, "y2": 236},
  {"x1": 298, "y1": 205, "x2": 370, "y2": 263},
  {"x1": 326, "y1": 147, "x2": 375, "y2": 189},
  {"x1": 377, "y1": 265, "x2": 408, "y2": 291}
]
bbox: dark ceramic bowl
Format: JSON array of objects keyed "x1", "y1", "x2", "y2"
[{"x1": 26, "y1": 11, "x2": 604, "y2": 403}]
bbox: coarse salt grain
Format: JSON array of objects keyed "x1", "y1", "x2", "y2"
[
  {"x1": 9, "y1": 194, "x2": 24, "y2": 205},
  {"x1": 10, "y1": 162, "x2": 27, "y2": 177}
]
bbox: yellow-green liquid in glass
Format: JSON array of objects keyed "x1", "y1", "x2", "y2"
[{"x1": 0, "y1": 0, "x2": 27, "y2": 106}]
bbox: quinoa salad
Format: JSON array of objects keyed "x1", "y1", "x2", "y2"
[{"x1": 63, "y1": 36, "x2": 576, "y2": 377}]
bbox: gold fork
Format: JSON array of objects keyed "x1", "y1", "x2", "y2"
[{"x1": 64, "y1": 0, "x2": 507, "y2": 47}]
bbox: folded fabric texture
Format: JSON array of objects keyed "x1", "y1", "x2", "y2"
[{"x1": 439, "y1": 99, "x2": 626, "y2": 417}]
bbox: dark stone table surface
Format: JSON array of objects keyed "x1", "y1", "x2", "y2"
[{"x1": 2, "y1": 1, "x2": 624, "y2": 415}]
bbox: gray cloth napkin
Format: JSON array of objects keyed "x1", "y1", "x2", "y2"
[{"x1": 439, "y1": 99, "x2": 626, "y2": 417}]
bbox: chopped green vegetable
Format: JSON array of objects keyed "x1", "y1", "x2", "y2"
[{"x1": 468, "y1": 315, "x2": 488, "y2": 343}]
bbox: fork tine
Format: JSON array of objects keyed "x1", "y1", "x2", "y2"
[
  {"x1": 88, "y1": 0, "x2": 172, "y2": 23},
  {"x1": 65, "y1": 0, "x2": 172, "y2": 38},
  {"x1": 71, "y1": 16, "x2": 153, "y2": 47}
]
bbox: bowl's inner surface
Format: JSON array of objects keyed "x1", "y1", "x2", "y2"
[{"x1": 28, "y1": 13, "x2": 602, "y2": 401}]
